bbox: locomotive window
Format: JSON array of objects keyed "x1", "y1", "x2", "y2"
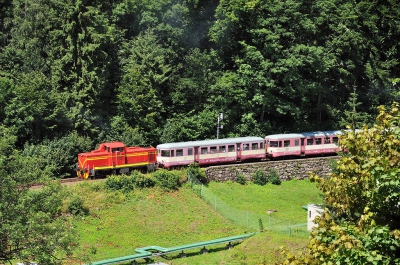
[
  {"x1": 201, "y1": 147, "x2": 208, "y2": 154},
  {"x1": 284, "y1": 140, "x2": 290, "y2": 147},
  {"x1": 295, "y1": 139, "x2": 299, "y2": 146},
  {"x1": 307, "y1": 139, "x2": 313, "y2": 145},
  {"x1": 188, "y1": 148, "x2": 193, "y2": 155},
  {"x1": 112, "y1": 147, "x2": 123, "y2": 152},
  {"x1": 333, "y1": 137, "x2": 338, "y2": 144},
  {"x1": 176, "y1": 149, "x2": 183, "y2": 156},
  {"x1": 269, "y1": 141, "x2": 278, "y2": 147},
  {"x1": 252, "y1": 143, "x2": 258, "y2": 150},
  {"x1": 161, "y1": 150, "x2": 170, "y2": 157},
  {"x1": 219, "y1": 146, "x2": 226, "y2": 153},
  {"x1": 171, "y1": 150, "x2": 175, "y2": 157},
  {"x1": 316, "y1": 138, "x2": 322, "y2": 145},
  {"x1": 324, "y1": 138, "x2": 331, "y2": 144},
  {"x1": 210, "y1": 146, "x2": 217, "y2": 153},
  {"x1": 228, "y1": 145, "x2": 235, "y2": 152}
]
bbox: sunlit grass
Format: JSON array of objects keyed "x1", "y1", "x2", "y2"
[{"x1": 65, "y1": 177, "x2": 323, "y2": 264}]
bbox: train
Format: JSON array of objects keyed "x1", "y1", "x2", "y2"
[{"x1": 76, "y1": 130, "x2": 343, "y2": 178}]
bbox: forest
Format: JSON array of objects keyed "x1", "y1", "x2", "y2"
[{"x1": 1, "y1": 0, "x2": 400, "y2": 178}]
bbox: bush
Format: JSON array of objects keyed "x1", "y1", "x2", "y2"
[
  {"x1": 252, "y1": 170, "x2": 268, "y2": 185},
  {"x1": 188, "y1": 163, "x2": 207, "y2": 183},
  {"x1": 131, "y1": 170, "x2": 155, "y2": 188},
  {"x1": 67, "y1": 196, "x2": 89, "y2": 216},
  {"x1": 152, "y1": 169, "x2": 180, "y2": 190},
  {"x1": 236, "y1": 174, "x2": 247, "y2": 185},
  {"x1": 104, "y1": 175, "x2": 134, "y2": 192},
  {"x1": 267, "y1": 169, "x2": 281, "y2": 185}
]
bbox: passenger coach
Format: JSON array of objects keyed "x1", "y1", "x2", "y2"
[
  {"x1": 265, "y1": 130, "x2": 342, "y2": 159},
  {"x1": 156, "y1": 137, "x2": 265, "y2": 169}
]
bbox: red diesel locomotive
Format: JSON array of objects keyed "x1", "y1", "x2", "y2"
[{"x1": 76, "y1": 142, "x2": 157, "y2": 179}]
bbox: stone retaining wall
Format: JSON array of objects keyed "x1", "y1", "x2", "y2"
[{"x1": 205, "y1": 156, "x2": 340, "y2": 182}]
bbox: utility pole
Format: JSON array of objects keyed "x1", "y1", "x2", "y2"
[{"x1": 217, "y1": 113, "x2": 223, "y2": 139}]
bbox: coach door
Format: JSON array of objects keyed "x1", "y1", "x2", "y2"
[
  {"x1": 194, "y1": 147, "x2": 199, "y2": 163},
  {"x1": 236, "y1": 143, "x2": 242, "y2": 161},
  {"x1": 300, "y1": 138, "x2": 305, "y2": 156}
]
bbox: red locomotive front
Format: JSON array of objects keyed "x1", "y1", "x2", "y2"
[{"x1": 76, "y1": 142, "x2": 157, "y2": 179}]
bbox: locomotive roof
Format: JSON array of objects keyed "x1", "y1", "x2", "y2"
[
  {"x1": 100, "y1": 142, "x2": 125, "y2": 148},
  {"x1": 156, "y1": 136, "x2": 264, "y2": 149},
  {"x1": 265, "y1": 130, "x2": 343, "y2": 140}
]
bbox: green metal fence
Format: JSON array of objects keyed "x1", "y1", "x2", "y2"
[{"x1": 188, "y1": 171, "x2": 309, "y2": 237}]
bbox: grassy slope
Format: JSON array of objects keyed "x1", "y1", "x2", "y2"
[{"x1": 67, "y1": 179, "x2": 323, "y2": 264}]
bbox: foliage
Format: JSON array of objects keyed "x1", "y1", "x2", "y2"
[
  {"x1": 67, "y1": 196, "x2": 89, "y2": 216},
  {"x1": 267, "y1": 169, "x2": 281, "y2": 185},
  {"x1": 0, "y1": 125, "x2": 78, "y2": 264},
  {"x1": 104, "y1": 175, "x2": 135, "y2": 192},
  {"x1": 187, "y1": 162, "x2": 207, "y2": 184},
  {"x1": 152, "y1": 169, "x2": 181, "y2": 190},
  {"x1": 280, "y1": 103, "x2": 400, "y2": 264},
  {"x1": 252, "y1": 170, "x2": 267, "y2": 186},
  {"x1": 235, "y1": 174, "x2": 247, "y2": 185},
  {"x1": 131, "y1": 170, "x2": 156, "y2": 189}
]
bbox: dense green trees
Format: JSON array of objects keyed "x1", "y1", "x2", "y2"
[
  {"x1": 0, "y1": 0, "x2": 399, "y2": 176},
  {"x1": 0, "y1": 125, "x2": 77, "y2": 264}
]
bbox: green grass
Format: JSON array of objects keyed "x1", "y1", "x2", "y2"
[{"x1": 65, "y1": 178, "x2": 323, "y2": 264}]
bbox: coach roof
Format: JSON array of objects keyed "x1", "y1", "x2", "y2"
[
  {"x1": 265, "y1": 130, "x2": 343, "y2": 140},
  {"x1": 157, "y1": 136, "x2": 264, "y2": 149}
]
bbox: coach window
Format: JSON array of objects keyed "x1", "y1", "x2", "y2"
[
  {"x1": 269, "y1": 141, "x2": 278, "y2": 147},
  {"x1": 252, "y1": 143, "x2": 258, "y2": 150},
  {"x1": 284, "y1": 140, "x2": 290, "y2": 147},
  {"x1": 176, "y1": 149, "x2": 183, "y2": 156},
  {"x1": 228, "y1": 145, "x2": 235, "y2": 152},
  {"x1": 260, "y1": 142, "x2": 264, "y2": 149},
  {"x1": 307, "y1": 139, "x2": 313, "y2": 145},
  {"x1": 201, "y1": 147, "x2": 208, "y2": 154},
  {"x1": 171, "y1": 150, "x2": 175, "y2": 157},
  {"x1": 316, "y1": 138, "x2": 322, "y2": 145},
  {"x1": 210, "y1": 146, "x2": 217, "y2": 153},
  {"x1": 324, "y1": 138, "x2": 331, "y2": 144},
  {"x1": 219, "y1": 146, "x2": 226, "y2": 153},
  {"x1": 161, "y1": 150, "x2": 170, "y2": 157},
  {"x1": 188, "y1": 148, "x2": 193, "y2": 155},
  {"x1": 295, "y1": 139, "x2": 299, "y2": 146},
  {"x1": 333, "y1": 137, "x2": 339, "y2": 144},
  {"x1": 279, "y1": 141, "x2": 283, "y2": 147}
]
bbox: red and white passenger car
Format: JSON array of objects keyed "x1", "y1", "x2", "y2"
[
  {"x1": 156, "y1": 137, "x2": 265, "y2": 169},
  {"x1": 265, "y1": 130, "x2": 342, "y2": 159}
]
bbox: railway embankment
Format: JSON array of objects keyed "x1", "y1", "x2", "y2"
[{"x1": 205, "y1": 156, "x2": 340, "y2": 182}]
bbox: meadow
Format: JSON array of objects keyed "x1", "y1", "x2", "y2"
[{"x1": 66, "y1": 177, "x2": 323, "y2": 265}]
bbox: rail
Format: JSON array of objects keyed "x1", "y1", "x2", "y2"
[{"x1": 85, "y1": 232, "x2": 255, "y2": 265}]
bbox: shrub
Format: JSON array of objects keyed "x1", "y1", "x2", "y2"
[
  {"x1": 104, "y1": 175, "x2": 134, "y2": 192},
  {"x1": 236, "y1": 174, "x2": 247, "y2": 185},
  {"x1": 152, "y1": 169, "x2": 180, "y2": 190},
  {"x1": 252, "y1": 170, "x2": 267, "y2": 185},
  {"x1": 187, "y1": 162, "x2": 207, "y2": 183},
  {"x1": 131, "y1": 170, "x2": 155, "y2": 188},
  {"x1": 267, "y1": 169, "x2": 281, "y2": 185},
  {"x1": 67, "y1": 196, "x2": 89, "y2": 216}
]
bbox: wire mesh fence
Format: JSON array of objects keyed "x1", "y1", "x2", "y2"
[{"x1": 188, "y1": 171, "x2": 309, "y2": 237}]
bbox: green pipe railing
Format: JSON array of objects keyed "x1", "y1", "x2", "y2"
[{"x1": 85, "y1": 232, "x2": 255, "y2": 265}]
